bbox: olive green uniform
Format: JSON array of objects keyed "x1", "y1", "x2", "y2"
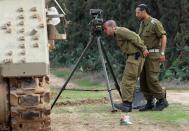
[
  {"x1": 115, "y1": 27, "x2": 147, "y2": 102},
  {"x1": 139, "y1": 17, "x2": 166, "y2": 100}
]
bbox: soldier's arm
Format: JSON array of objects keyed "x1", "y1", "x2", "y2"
[
  {"x1": 161, "y1": 35, "x2": 167, "y2": 53},
  {"x1": 118, "y1": 28, "x2": 147, "y2": 52},
  {"x1": 154, "y1": 21, "x2": 167, "y2": 53}
]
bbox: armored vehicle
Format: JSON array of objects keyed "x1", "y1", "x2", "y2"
[{"x1": 0, "y1": 0, "x2": 66, "y2": 130}]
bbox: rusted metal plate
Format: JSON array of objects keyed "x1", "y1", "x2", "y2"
[{"x1": 0, "y1": 81, "x2": 9, "y2": 124}]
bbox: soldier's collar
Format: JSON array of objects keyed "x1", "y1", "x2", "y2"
[{"x1": 143, "y1": 16, "x2": 152, "y2": 26}]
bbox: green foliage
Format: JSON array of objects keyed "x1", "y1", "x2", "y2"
[
  {"x1": 50, "y1": 0, "x2": 189, "y2": 81},
  {"x1": 164, "y1": 57, "x2": 189, "y2": 81}
]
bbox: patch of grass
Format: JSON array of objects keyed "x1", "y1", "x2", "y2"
[
  {"x1": 73, "y1": 79, "x2": 104, "y2": 89},
  {"x1": 51, "y1": 68, "x2": 105, "y2": 89},
  {"x1": 134, "y1": 104, "x2": 189, "y2": 123},
  {"x1": 51, "y1": 89, "x2": 118, "y2": 103},
  {"x1": 51, "y1": 68, "x2": 71, "y2": 78},
  {"x1": 52, "y1": 102, "x2": 189, "y2": 127},
  {"x1": 51, "y1": 68, "x2": 91, "y2": 80},
  {"x1": 52, "y1": 107, "x2": 73, "y2": 114},
  {"x1": 52, "y1": 104, "x2": 118, "y2": 114},
  {"x1": 59, "y1": 90, "x2": 109, "y2": 101},
  {"x1": 51, "y1": 68, "x2": 189, "y2": 124},
  {"x1": 73, "y1": 104, "x2": 111, "y2": 113}
]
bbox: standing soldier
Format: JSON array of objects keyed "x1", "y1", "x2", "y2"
[
  {"x1": 103, "y1": 20, "x2": 149, "y2": 112},
  {"x1": 136, "y1": 4, "x2": 168, "y2": 111}
]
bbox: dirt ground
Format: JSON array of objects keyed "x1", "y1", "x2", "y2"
[
  {"x1": 167, "y1": 91, "x2": 189, "y2": 106},
  {"x1": 50, "y1": 74, "x2": 189, "y2": 131},
  {"x1": 50, "y1": 92, "x2": 189, "y2": 131},
  {"x1": 51, "y1": 112, "x2": 188, "y2": 131}
]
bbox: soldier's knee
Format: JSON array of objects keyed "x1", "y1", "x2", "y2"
[
  {"x1": 148, "y1": 72, "x2": 159, "y2": 83},
  {"x1": 126, "y1": 73, "x2": 138, "y2": 80}
]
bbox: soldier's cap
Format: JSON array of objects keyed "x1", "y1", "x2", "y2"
[{"x1": 137, "y1": 4, "x2": 150, "y2": 14}]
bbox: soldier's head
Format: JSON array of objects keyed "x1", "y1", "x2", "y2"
[
  {"x1": 136, "y1": 4, "x2": 150, "y2": 21},
  {"x1": 103, "y1": 20, "x2": 117, "y2": 36}
]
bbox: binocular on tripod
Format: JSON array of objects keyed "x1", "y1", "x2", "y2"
[
  {"x1": 51, "y1": 9, "x2": 122, "y2": 112},
  {"x1": 89, "y1": 9, "x2": 104, "y2": 36}
]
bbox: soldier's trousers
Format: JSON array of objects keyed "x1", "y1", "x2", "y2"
[
  {"x1": 121, "y1": 55, "x2": 145, "y2": 103},
  {"x1": 140, "y1": 52, "x2": 165, "y2": 100}
]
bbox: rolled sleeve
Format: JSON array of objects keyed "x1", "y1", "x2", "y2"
[{"x1": 154, "y1": 21, "x2": 166, "y2": 38}]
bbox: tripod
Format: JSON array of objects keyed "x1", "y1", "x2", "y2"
[{"x1": 51, "y1": 34, "x2": 122, "y2": 112}]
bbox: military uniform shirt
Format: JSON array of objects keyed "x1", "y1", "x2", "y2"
[
  {"x1": 139, "y1": 17, "x2": 166, "y2": 49},
  {"x1": 115, "y1": 27, "x2": 146, "y2": 54}
]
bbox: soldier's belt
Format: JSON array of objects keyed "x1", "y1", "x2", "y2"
[{"x1": 148, "y1": 49, "x2": 159, "y2": 53}]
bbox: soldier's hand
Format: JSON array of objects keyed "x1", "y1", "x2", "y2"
[
  {"x1": 159, "y1": 55, "x2": 166, "y2": 63},
  {"x1": 143, "y1": 49, "x2": 149, "y2": 57}
]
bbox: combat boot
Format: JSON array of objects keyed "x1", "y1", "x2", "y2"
[
  {"x1": 114, "y1": 101, "x2": 132, "y2": 112},
  {"x1": 153, "y1": 98, "x2": 168, "y2": 111},
  {"x1": 139, "y1": 100, "x2": 155, "y2": 111}
]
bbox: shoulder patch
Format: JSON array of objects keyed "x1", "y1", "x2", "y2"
[{"x1": 151, "y1": 19, "x2": 156, "y2": 25}]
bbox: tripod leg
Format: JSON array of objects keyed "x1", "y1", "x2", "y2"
[
  {"x1": 51, "y1": 36, "x2": 94, "y2": 109},
  {"x1": 100, "y1": 41, "x2": 122, "y2": 97},
  {"x1": 97, "y1": 37, "x2": 117, "y2": 112}
]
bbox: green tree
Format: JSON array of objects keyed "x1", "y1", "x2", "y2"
[{"x1": 50, "y1": 0, "x2": 189, "y2": 81}]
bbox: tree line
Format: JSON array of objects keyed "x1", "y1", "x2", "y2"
[{"x1": 50, "y1": 0, "x2": 189, "y2": 81}]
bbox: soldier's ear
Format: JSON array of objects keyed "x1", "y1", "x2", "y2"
[{"x1": 112, "y1": 26, "x2": 116, "y2": 30}]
